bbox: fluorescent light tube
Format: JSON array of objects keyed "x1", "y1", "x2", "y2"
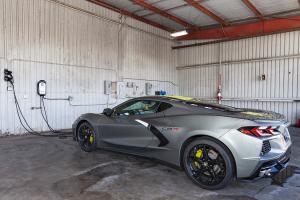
[{"x1": 170, "y1": 30, "x2": 188, "y2": 37}]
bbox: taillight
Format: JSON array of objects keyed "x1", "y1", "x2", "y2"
[{"x1": 238, "y1": 126, "x2": 279, "y2": 137}]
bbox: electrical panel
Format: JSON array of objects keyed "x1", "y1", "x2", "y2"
[
  {"x1": 37, "y1": 80, "x2": 47, "y2": 96},
  {"x1": 117, "y1": 82, "x2": 126, "y2": 99},
  {"x1": 126, "y1": 82, "x2": 135, "y2": 88},
  {"x1": 116, "y1": 81, "x2": 170, "y2": 98},
  {"x1": 111, "y1": 82, "x2": 117, "y2": 94},
  {"x1": 145, "y1": 83, "x2": 153, "y2": 95},
  {"x1": 104, "y1": 80, "x2": 112, "y2": 94},
  {"x1": 117, "y1": 81, "x2": 141, "y2": 98},
  {"x1": 132, "y1": 84, "x2": 138, "y2": 96}
]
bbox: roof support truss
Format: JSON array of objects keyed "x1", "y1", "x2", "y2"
[
  {"x1": 131, "y1": 0, "x2": 198, "y2": 29},
  {"x1": 87, "y1": 0, "x2": 174, "y2": 32},
  {"x1": 184, "y1": 0, "x2": 228, "y2": 26},
  {"x1": 177, "y1": 16, "x2": 300, "y2": 40},
  {"x1": 242, "y1": 0, "x2": 264, "y2": 20}
]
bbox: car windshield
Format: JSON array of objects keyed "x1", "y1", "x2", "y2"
[{"x1": 168, "y1": 96, "x2": 243, "y2": 112}]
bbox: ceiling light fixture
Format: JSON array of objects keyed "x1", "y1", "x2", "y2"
[{"x1": 170, "y1": 30, "x2": 188, "y2": 37}]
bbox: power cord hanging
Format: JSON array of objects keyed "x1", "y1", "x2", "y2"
[
  {"x1": 12, "y1": 82, "x2": 59, "y2": 137},
  {"x1": 40, "y1": 96, "x2": 70, "y2": 134},
  {"x1": 40, "y1": 96, "x2": 57, "y2": 133},
  {"x1": 5, "y1": 69, "x2": 71, "y2": 137}
]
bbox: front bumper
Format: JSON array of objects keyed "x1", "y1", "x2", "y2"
[
  {"x1": 249, "y1": 146, "x2": 291, "y2": 179},
  {"x1": 72, "y1": 121, "x2": 78, "y2": 141}
]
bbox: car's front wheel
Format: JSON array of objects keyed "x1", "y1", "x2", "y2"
[
  {"x1": 77, "y1": 122, "x2": 96, "y2": 152},
  {"x1": 182, "y1": 137, "x2": 234, "y2": 190}
]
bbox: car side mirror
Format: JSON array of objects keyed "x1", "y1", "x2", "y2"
[{"x1": 103, "y1": 108, "x2": 113, "y2": 116}]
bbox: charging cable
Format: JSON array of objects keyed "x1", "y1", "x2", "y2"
[{"x1": 5, "y1": 70, "x2": 71, "y2": 137}]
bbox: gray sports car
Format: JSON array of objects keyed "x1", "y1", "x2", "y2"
[{"x1": 72, "y1": 96, "x2": 292, "y2": 190}]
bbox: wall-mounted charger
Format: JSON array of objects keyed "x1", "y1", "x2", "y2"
[{"x1": 37, "y1": 80, "x2": 47, "y2": 96}]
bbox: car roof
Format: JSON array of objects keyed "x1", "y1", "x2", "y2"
[
  {"x1": 132, "y1": 95, "x2": 203, "y2": 107},
  {"x1": 134, "y1": 95, "x2": 197, "y2": 102},
  {"x1": 134, "y1": 95, "x2": 241, "y2": 112}
]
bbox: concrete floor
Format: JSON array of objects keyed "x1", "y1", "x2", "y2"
[{"x1": 0, "y1": 128, "x2": 299, "y2": 200}]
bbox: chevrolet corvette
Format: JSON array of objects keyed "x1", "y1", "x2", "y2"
[{"x1": 72, "y1": 96, "x2": 292, "y2": 190}]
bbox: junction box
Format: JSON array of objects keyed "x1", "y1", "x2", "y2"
[
  {"x1": 104, "y1": 80, "x2": 112, "y2": 94},
  {"x1": 145, "y1": 82, "x2": 153, "y2": 95}
]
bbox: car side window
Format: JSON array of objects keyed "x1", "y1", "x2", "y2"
[
  {"x1": 114, "y1": 100, "x2": 160, "y2": 116},
  {"x1": 157, "y1": 102, "x2": 173, "y2": 113}
]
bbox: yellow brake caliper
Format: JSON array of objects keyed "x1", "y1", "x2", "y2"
[
  {"x1": 89, "y1": 130, "x2": 94, "y2": 144},
  {"x1": 194, "y1": 149, "x2": 203, "y2": 168}
]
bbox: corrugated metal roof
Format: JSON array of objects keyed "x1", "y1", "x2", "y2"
[
  {"x1": 251, "y1": 0, "x2": 300, "y2": 16},
  {"x1": 201, "y1": 0, "x2": 256, "y2": 21},
  {"x1": 168, "y1": 6, "x2": 217, "y2": 27},
  {"x1": 145, "y1": 14, "x2": 185, "y2": 30},
  {"x1": 93, "y1": 0, "x2": 300, "y2": 31},
  {"x1": 134, "y1": 9, "x2": 152, "y2": 16},
  {"x1": 103, "y1": 0, "x2": 142, "y2": 13},
  {"x1": 146, "y1": 0, "x2": 184, "y2": 10}
]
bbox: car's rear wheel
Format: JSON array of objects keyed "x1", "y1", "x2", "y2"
[
  {"x1": 77, "y1": 122, "x2": 96, "y2": 152},
  {"x1": 182, "y1": 137, "x2": 234, "y2": 190}
]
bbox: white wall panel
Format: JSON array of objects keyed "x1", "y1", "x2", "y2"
[
  {"x1": 7, "y1": 60, "x2": 116, "y2": 133},
  {"x1": 0, "y1": 0, "x2": 5, "y2": 58},
  {"x1": 179, "y1": 66, "x2": 218, "y2": 98},
  {"x1": 121, "y1": 27, "x2": 177, "y2": 95},
  {"x1": 0, "y1": 59, "x2": 8, "y2": 134},
  {"x1": 177, "y1": 43, "x2": 219, "y2": 67},
  {"x1": 0, "y1": 0, "x2": 176, "y2": 135},
  {"x1": 57, "y1": 0, "x2": 171, "y2": 39},
  {"x1": 177, "y1": 31, "x2": 300, "y2": 124},
  {"x1": 5, "y1": 0, "x2": 119, "y2": 67},
  {"x1": 0, "y1": 1, "x2": 6, "y2": 134}
]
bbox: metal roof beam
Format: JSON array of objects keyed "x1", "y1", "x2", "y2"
[
  {"x1": 184, "y1": 0, "x2": 228, "y2": 26},
  {"x1": 177, "y1": 15, "x2": 300, "y2": 40},
  {"x1": 131, "y1": 0, "x2": 198, "y2": 29},
  {"x1": 242, "y1": 0, "x2": 264, "y2": 20},
  {"x1": 87, "y1": 0, "x2": 174, "y2": 32}
]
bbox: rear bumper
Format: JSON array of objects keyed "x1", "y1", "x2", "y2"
[
  {"x1": 220, "y1": 125, "x2": 292, "y2": 178},
  {"x1": 248, "y1": 146, "x2": 291, "y2": 179}
]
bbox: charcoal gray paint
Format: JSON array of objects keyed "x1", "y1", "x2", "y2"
[{"x1": 72, "y1": 96, "x2": 292, "y2": 178}]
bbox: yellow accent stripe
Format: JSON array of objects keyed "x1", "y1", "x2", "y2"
[
  {"x1": 241, "y1": 112, "x2": 273, "y2": 117},
  {"x1": 167, "y1": 95, "x2": 194, "y2": 101}
]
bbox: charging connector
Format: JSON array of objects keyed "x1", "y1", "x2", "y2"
[
  {"x1": 6, "y1": 70, "x2": 70, "y2": 137},
  {"x1": 4, "y1": 69, "x2": 13, "y2": 83}
]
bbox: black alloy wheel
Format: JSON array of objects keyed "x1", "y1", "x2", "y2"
[
  {"x1": 77, "y1": 122, "x2": 96, "y2": 152},
  {"x1": 183, "y1": 137, "x2": 234, "y2": 190}
]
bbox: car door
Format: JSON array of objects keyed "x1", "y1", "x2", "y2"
[{"x1": 101, "y1": 99, "x2": 164, "y2": 149}]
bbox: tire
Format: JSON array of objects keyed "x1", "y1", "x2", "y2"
[
  {"x1": 182, "y1": 137, "x2": 234, "y2": 190},
  {"x1": 76, "y1": 122, "x2": 97, "y2": 152}
]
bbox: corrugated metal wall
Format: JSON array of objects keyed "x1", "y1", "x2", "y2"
[
  {"x1": 0, "y1": 0, "x2": 177, "y2": 134},
  {"x1": 3, "y1": 0, "x2": 298, "y2": 134},
  {"x1": 177, "y1": 31, "x2": 300, "y2": 124}
]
